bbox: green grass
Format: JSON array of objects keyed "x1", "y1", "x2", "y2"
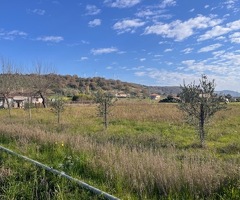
[{"x1": 0, "y1": 101, "x2": 240, "y2": 199}]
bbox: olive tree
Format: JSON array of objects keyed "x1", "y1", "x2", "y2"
[
  {"x1": 51, "y1": 94, "x2": 65, "y2": 124},
  {"x1": 94, "y1": 90, "x2": 116, "y2": 129},
  {"x1": 178, "y1": 75, "x2": 226, "y2": 147}
]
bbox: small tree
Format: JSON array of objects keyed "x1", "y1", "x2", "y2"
[
  {"x1": 178, "y1": 75, "x2": 226, "y2": 147},
  {"x1": 24, "y1": 98, "x2": 34, "y2": 120},
  {"x1": 94, "y1": 90, "x2": 116, "y2": 129},
  {"x1": 51, "y1": 94, "x2": 65, "y2": 124},
  {"x1": 0, "y1": 59, "x2": 21, "y2": 117},
  {"x1": 31, "y1": 61, "x2": 55, "y2": 108}
]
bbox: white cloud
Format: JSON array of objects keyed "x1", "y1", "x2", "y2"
[
  {"x1": 181, "y1": 52, "x2": 240, "y2": 76},
  {"x1": 198, "y1": 26, "x2": 231, "y2": 41},
  {"x1": 132, "y1": 49, "x2": 240, "y2": 91},
  {"x1": 164, "y1": 48, "x2": 173, "y2": 52},
  {"x1": 113, "y1": 19, "x2": 145, "y2": 34},
  {"x1": 223, "y1": 0, "x2": 239, "y2": 12},
  {"x1": 85, "y1": 5, "x2": 101, "y2": 15},
  {"x1": 140, "y1": 58, "x2": 146, "y2": 62},
  {"x1": 135, "y1": 0, "x2": 175, "y2": 20},
  {"x1": 144, "y1": 15, "x2": 222, "y2": 41},
  {"x1": 229, "y1": 32, "x2": 240, "y2": 43},
  {"x1": 212, "y1": 50, "x2": 225, "y2": 57},
  {"x1": 159, "y1": 0, "x2": 176, "y2": 9},
  {"x1": 0, "y1": 29, "x2": 27, "y2": 40},
  {"x1": 37, "y1": 36, "x2": 64, "y2": 43},
  {"x1": 80, "y1": 57, "x2": 88, "y2": 61},
  {"x1": 136, "y1": 9, "x2": 159, "y2": 18},
  {"x1": 104, "y1": 0, "x2": 141, "y2": 8},
  {"x1": 30, "y1": 9, "x2": 46, "y2": 15},
  {"x1": 198, "y1": 20, "x2": 240, "y2": 41},
  {"x1": 135, "y1": 71, "x2": 146, "y2": 76},
  {"x1": 88, "y1": 19, "x2": 101, "y2": 27},
  {"x1": 91, "y1": 47, "x2": 118, "y2": 55},
  {"x1": 81, "y1": 40, "x2": 90, "y2": 44},
  {"x1": 198, "y1": 43, "x2": 222, "y2": 53},
  {"x1": 182, "y1": 47, "x2": 193, "y2": 54},
  {"x1": 215, "y1": 36, "x2": 227, "y2": 41}
]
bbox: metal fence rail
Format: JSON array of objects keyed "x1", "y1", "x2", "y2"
[{"x1": 0, "y1": 145, "x2": 120, "y2": 200}]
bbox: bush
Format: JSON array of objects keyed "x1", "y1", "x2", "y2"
[
  {"x1": 72, "y1": 94, "x2": 93, "y2": 102},
  {"x1": 159, "y1": 95, "x2": 180, "y2": 103}
]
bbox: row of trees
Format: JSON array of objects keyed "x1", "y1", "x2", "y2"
[
  {"x1": 0, "y1": 58, "x2": 227, "y2": 147},
  {"x1": 96, "y1": 75, "x2": 228, "y2": 148}
]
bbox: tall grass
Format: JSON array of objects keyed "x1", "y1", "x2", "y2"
[{"x1": 0, "y1": 101, "x2": 240, "y2": 199}]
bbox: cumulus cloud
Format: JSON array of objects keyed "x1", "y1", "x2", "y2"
[
  {"x1": 85, "y1": 5, "x2": 101, "y2": 15},
  {"x1": 131, "y1": 47, "x2": 240, "y2": 91},
  {"x1": 229, "y1": 32, "x2": 240, "y2": 43},
  {"x1": 104, "y1": 0, "x2": 141, "y2": 8},
  {"x1": 113, "y1": 19, "x2": 145, "y2": 34},
  {"x1": 91, "y1": 47, "x2": 118, "y2": 55},
  {"x1": 198, "y1": 43, "x2": 222, "y2": 53},
  {"x1": 88, "y1": 19, "x2": 101, "y2": 27},
  {"x1": 0, "y1": 29, "x2": 27, "y2": 40},
  {"x1": 37, "y1": 36, "x2": 64, "y2": 43},
  {"x1": 198, "y1": 19, "x2": 240, "y2": 41},
  {"x1": 144, "y1": 15, "x2": 222, "y2": 41}
]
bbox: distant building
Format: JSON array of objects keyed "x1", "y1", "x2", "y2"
[
  {"x1": 0, "y1": 94, "x2": 43, "y2": 109},
  {"x1": 150, "y1": 93, "x2": 161, "y2": 100},
  {"x1": 115, "y1": 92, "x2": 128, "y2": 98}
]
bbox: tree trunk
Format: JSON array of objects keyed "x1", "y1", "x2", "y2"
[
  {"x1": 39, "y1": 92, "x2": 47, "y2": 108},
  {"x1": 4, "y1": 96, "x2": 11, "y2": 118},
  {"x1": 104, "y1": 99, "x2": 108, "y2": 129},
  {"x1": 199, "y1": 103, "x2": 205, "y2": 147},
  {"x1": 57, "y1": 109, "x2": 60, "y2": 124},
  {"x1": 28, "y1": 97, "x2": 32, "y2": 120}
]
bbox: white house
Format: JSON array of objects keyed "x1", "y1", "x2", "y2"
[
  {"x1": 150, "y1": 93, "x2": 161, "y2": 100},
  {"x1": 0, "y1": 94, "x2": 43, "y2": 109}
]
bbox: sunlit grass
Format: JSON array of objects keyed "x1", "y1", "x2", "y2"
[{"x1": 0, "y1": 101, "x2": 240, "y2": 199}]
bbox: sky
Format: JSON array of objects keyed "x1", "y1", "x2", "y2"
[{"x1": 0, "y1": 0, "x2": 240, "y2": 91}]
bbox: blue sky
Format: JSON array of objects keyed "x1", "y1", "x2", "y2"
[{"x1": 0, "y1": 0, "x2": 240, "y2": 91}]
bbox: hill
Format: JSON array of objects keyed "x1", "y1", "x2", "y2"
[
  {"x1": 216, "y1": 90, "x2": 240, "y2": 97},
  {"x1": 1, "y1": 73, "x2": 239, "y2": 98}
]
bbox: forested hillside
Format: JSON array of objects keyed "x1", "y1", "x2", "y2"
[{"x1": 0, "y1": 73, "x2": 180, "y2": 97}]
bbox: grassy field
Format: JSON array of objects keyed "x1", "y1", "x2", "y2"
[{"x1": 0, "y1": 100, "x2": 240, "y2": 199}]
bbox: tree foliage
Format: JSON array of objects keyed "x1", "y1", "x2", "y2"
[
  {"x1": 178, "y1": 75, "x2": 226, "y2": 147},
  {"x1": 94, "y1": 90, "x2": 116, "y2": 129},
  {"x1": 51, "y1": 94, "x2": 65, "y2": 124}
]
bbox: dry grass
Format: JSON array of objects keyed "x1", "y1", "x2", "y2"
[
  {"x1": 0, "y1": 101, "x2": 240, "y2": 199},
  {"x1": 0, "y1": 121, "x2": 239, "y2": 199},
  {"x1": 113, "y1": 101, "x2": 183, "y2": 123}
]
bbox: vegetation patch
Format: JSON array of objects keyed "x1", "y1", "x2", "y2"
[{"x1": 0, "y1": 100, "x2": 240, "y2": 199}]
